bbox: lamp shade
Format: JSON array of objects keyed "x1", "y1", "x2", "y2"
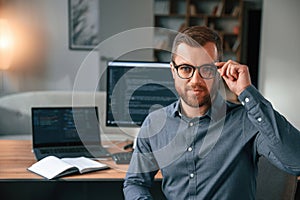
[{"x1": 0, "y1": 19, "x2": 13, "y2": 70}]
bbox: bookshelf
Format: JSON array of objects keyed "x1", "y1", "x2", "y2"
[{"x1": 153, "y1": 0, "x2": 244, "y2": 62}]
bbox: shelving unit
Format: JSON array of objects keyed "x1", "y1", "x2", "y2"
[{"x1": 153, "y1": 0, "x2": 244, "y2": 62}]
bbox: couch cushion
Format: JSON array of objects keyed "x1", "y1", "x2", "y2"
[{"x1": 0, "y1": 91, "x2": 104, "y2": 135}]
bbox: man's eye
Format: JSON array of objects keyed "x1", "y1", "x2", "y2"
[
  {"x1": 202, "y1": 66, "x2": 214, "y2": 73},
  {"x1": 179, "y1": 65, "x2": 193, "y2": 73}
]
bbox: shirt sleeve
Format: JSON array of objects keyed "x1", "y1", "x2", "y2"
[
  {"x1": 123, "y1": 117, "x2": 160, "y2": 199},
  {"x1": 238, "y1": 85, "x2": 300, "y2": 175}
]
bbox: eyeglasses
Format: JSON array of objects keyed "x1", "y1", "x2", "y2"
[{"x1": 172, "y1": 60, "x2": 218, "y2": 79}]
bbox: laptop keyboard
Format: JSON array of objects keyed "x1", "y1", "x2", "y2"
[{"x1": 40, "y1": 147, "x2": 110, "y2": 157}]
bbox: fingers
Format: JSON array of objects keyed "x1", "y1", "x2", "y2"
[
  {"x1": 215, "y1": 60, "x2": 242, "y2": 81},
  {"x1": 215, "y1": 60, "x2": 252, "y2": 96},
  {"x1": 215, "y1": 61, "x2": 226, "y2": 69}
]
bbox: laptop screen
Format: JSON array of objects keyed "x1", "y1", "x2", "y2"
[{"x1": 32, "y1": 107, "x2": 101, "y2": 148}]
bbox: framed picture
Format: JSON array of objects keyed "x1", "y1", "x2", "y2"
[{"x1": 68, "y1": 0, "x2": 100, "y2": 50}]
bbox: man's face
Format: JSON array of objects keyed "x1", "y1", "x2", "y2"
[{"x1": 171, "y1": 42, "x2": 219, "y2": 108}]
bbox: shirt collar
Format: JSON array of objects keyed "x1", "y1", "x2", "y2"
[
  {"x1": 171, "y1": 100, "x2": 181, "y2": 118},
  {"x1": 171, "y1": 93, "x2": 227, "y2": 122}
]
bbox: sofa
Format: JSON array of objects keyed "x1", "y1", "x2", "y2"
[{"x1": 0, "y1": 91, "x2": 134, "y2": 141}]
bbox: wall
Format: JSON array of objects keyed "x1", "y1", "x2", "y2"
[
  {"x1": 4, "y1": 0, "x2": 299, "y2": 129},
  {"x1": 1, "y1": 0, "x2": 153, "y2": 93},
  {"x1": 259, "y1": 0, "x2": 300, "y2": 129}
]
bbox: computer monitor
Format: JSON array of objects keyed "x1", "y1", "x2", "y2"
[{"x1": 106, "y1": 61, "x2": 178, "y2": 129}]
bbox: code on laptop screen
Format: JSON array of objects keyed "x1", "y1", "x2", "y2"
[{"x1": 32, "y1": 107, "x2": 100, "y2": 147}]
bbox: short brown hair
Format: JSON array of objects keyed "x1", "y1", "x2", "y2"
[{"x1": 171, "y1": 26, "x2": 223, "y2": 61}]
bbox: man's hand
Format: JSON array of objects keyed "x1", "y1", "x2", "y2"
[{"x1": 215, "y1": 60, "x2": 251, "y2": 96}]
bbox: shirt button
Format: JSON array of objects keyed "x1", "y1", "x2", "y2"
[
  {"x1": 188, "y1": 147, "x2": 193, "y2": 152},
  {"x1": 257, "y1": 117, "x2": 262, "y2": 122},
  {"x1": 245, "y1": 97, "x2": 250, "y2": 103},
  {"x1": 189, "y1": 122, "x2": 194, "y2": 127},
  {"x1": 190, "y1": 173, "x2": 194, "y2": 178}
]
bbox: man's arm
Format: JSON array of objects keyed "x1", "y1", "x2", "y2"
[
  {"x1": 239, "y1": 85, "x2": 300, "y2": 175},
  {"x1": 216, "y1": 60, "x2": 300, "y2": 175},
  {"x1": 123, "y1": 169, "x2": 158, "y2": 200},
  {"x1": 123, "y1": 118, "x2": 160, "y2": 199},
  {"x1": 123, "y1": 148, "x2": 159, "y2": 199}
]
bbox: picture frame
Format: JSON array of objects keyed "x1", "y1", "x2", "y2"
[{"x1": 68, "y1": 0, "x2": 100, "y2": 50}]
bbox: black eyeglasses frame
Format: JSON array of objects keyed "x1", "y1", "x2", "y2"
[{"x1": 171, "y1": 60, "x2": 218, "y2": 80}]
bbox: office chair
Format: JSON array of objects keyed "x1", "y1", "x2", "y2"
[{"x1": 256, "y1": 156, "x2": 298, "y2": 200}]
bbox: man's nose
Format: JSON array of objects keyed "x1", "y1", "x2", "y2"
[{"x1": 190, "y1": 69, "x2": 203, "y2": 84}]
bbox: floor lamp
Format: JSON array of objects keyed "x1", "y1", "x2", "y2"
[{"x1": 0, "y1": 19, "x2": 13, "y2": 94}]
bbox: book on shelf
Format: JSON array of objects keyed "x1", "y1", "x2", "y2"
[
  {"x1": 190, "y1": 4, "x2": 197, "y2": 16},
  {"x1": 231, "y1": 6, "x2": 240, "y2": 17},
  {"x1": 211, "y1": 5, "x2": 218, "y2": 16},
  {"x1": 28, "y1": 156, "x2": 109, "y2": 180},
  {"x1": 232, "y1": 39, "x2": 240, "y2": 52},
  {"x1": 215, "y1": 2, "x2": 224, "y2": 17}
]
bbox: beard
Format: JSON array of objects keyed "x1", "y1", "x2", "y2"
[
  {"x1": 175, "y1": 82, "x2": 218, "y2": 109},
  {"x1": 181, "y1": 86, "x2": 211, "y2": 108}
]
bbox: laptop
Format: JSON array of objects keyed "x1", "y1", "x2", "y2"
[{"x1": 31, "y1": 106, "x2": 111, "y2": 160}]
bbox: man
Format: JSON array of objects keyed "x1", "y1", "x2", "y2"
[{"x1": 123, "y1": 26, "x2": 300, "y2": 199}]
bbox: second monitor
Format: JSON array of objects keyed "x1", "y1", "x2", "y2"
[{"x1": 106, "y1": 60, "x2": 178, "y2": 128}]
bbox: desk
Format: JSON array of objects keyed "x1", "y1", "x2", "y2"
[{"x1": 0, "y1": 140, "x2": 165, "y2": 200}]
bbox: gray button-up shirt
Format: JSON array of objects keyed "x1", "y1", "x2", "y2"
[{"x1": 124, "y1": 85, "x2": 300, "y2": 200}]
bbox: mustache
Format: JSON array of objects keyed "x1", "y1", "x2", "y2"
[{"x1": 187, "y1": 84, "x2": 208, "y2": 91}]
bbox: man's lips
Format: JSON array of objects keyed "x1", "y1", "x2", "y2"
[
  {"x1": 193, "y1": 88, "x2": 203, "y2": 92},
  {"x1": 188, "y1": 87, "x2": 206, "y2": 95},
  {"x1": 191, "y1": 86, "x2": 206, "y2": 92}
]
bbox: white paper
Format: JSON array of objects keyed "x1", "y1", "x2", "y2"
[
  {"x1": 28, "y1": 156, "x2": 75, "y2": 179},
  {"x1": 61, "y1": 157, "x2": 108, "y2": 173},
  {"x1": 28, "y1": 156, "x2": 108, "y2": 179}
]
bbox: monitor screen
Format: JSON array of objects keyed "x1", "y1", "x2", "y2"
[
  {"x1": 106, "y1": 61, "x2": 178, "y2": 127},
  {"x1": 32, "y1": 107, "x2": 101, "y2": 147}
]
